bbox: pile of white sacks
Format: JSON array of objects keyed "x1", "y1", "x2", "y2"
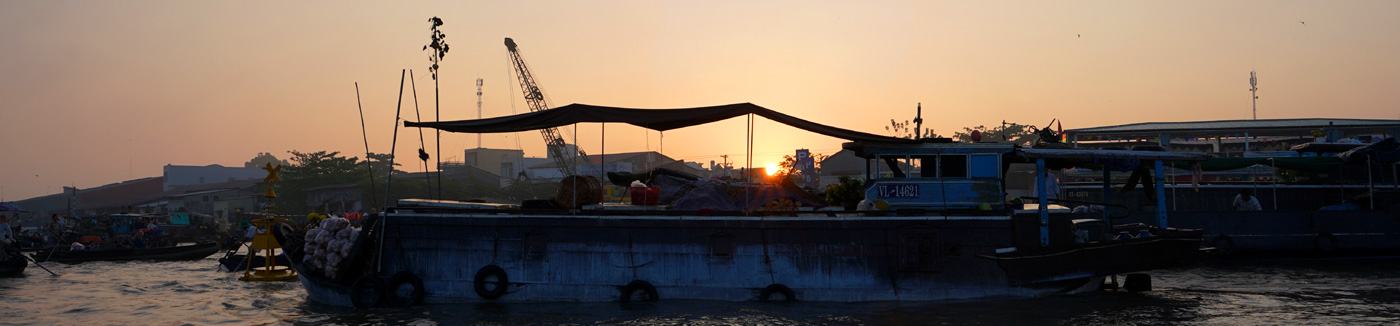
[{"x1": 302, "y1": 217, "x2": 361, "y2": 278}]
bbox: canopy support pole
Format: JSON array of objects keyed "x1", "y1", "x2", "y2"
[
  {"x1": 1270, "y1": 158, "x2": 1278, "y2": 210},
  {"x1": 1155, "y1": 160, "x2": 1168, "y2": 229},
  {"x1": 1036, "y1": 158, "x2": 1048, "y2": 247},
  {"x1": 1102, "y1": 168, "x2": 1113, "y2": 230}
]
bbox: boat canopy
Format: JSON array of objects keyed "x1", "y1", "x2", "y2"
[
  {"x1": 404, "y1": 103, "x2": 923, "y2": 144},
  {"x1": 1167, "y1": 156, "x2": 1344, "y2": 172},
  {"x1": 1016, "y1": 148, "x2": 1210, "y2": 170}
]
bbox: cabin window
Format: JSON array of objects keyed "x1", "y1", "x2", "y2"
[
  {"x1": 709, "y1": 232, "x2": 735, "y2": 263},
  {"x1": 940, "y1": 155, "x2": 968, "y2": 178},
  {"x1": 969, "y1": 154, "x2": 999, "y2": 178},
  {"x1": 524, "y1": 231, "x2": 548, "y2": 261},
  {"x1": 915, "y1": 155, "x2": 937, "y2": 178}
]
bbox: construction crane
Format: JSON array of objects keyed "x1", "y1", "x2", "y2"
[{"x1": 505, "y1": 37, "x2": 589, "y2": 177}]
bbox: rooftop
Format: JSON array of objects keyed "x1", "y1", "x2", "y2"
[{"x1": 1066, "y1": 118, "x2": 1400, "y2": 139}]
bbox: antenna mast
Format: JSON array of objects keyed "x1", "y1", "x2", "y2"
[{"x1": 1249, "y1": 71, "x2": 1259, "y2": 120}]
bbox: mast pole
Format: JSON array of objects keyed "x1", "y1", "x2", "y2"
[
  {"x1": 355, "y1": 83, "x2": 378, "y2": 208},
  {"x1": 385, "y1": 69, "x2": 406, "y2": 207}
]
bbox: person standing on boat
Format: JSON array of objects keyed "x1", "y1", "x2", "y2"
[
  {"x1": 1233, "y1": 188, "x2": 1262, "y2": 211},
  {"x1": 130, "y1": 231, "x2": 147, "y2": 249},
  {"x1": 0, "y1": 216, "x2": 13, "y2": 251},
  {"x1": 146, "y1": 219, "x2": 163, "y2": 247}
]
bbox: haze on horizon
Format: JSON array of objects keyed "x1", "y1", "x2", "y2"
[{"x1": 2, "y1": 0, "x2": 1397, "y2": 201}]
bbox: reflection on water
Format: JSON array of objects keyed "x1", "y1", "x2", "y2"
[{"x1": 4, "y1": 257, "x2": 1400, "y2": 325}]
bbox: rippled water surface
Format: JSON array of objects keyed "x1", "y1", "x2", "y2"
[{"x1": 5, "y1": 256, "x2": 1400, "y2": 325}]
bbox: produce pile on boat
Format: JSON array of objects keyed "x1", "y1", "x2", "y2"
[{"x1": 301, "y1": 217, "x2": 360, "y2": 278}]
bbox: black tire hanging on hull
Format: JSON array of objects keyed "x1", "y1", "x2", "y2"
[
  {"x1": 473, "y1": 265, "x2": 509, "y2": 300},
  {"x1": 759, "y1": 284, "x2": 796, "y2": 302},
  {"x1": 620, "y1": 280, "x2": 659, "y2": 303},
  {"x1": 350, "y1": 275, "x2": 387, "y2": 309},
  {"x1": 1314, "y1": 233, "x2": 1337, "y2": 253},
  {"x1": 1210, "y1": 235, "x2": 1235, "y2": 256},
  {"x1": 1124, "y1": 273, "x2": 1152, "y2": 292},
  {"x1": 386, "y1": 271, "x2": 426, "y2": 307}
]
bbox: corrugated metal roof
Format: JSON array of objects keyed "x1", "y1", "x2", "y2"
[{"x1": 1066, "y1": 118, "x2": 1400, "y2": 138}]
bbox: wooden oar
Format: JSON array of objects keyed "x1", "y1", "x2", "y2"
[{"x1": 7, "y1": 247, "x2": 56, "y2": 276}]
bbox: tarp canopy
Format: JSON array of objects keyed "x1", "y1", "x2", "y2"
[
  {"x1": 1338, "y1": 138, "x2": 1400, "y2": 163},
  {"x1": 1168, "y1": 156, "x2": 1344, "y2": 172},
  {"x1": 405, "y1": 103, "x2": 921, "y2": 144}
]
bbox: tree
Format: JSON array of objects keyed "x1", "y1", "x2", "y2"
[
  {"x1": 244, "y1": 152, "x2": 289, "y2": 168},
  {"x1": 885, "y1": 119, "x2": 942, "y2": 139},
  {"x1": 423, "y1": 17, "x2": 451, "y2": 199},
  {"x1": 950, "y1": 122, "x2": 1042, "y2": 145},
  {"x1": 775, "y1": 152, "x2": 829, "y2": 179},
  {"x1": 422, "y1": 17, "x2": 449, "y2": 81}
]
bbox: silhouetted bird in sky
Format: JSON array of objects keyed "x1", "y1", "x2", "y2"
[
  {"x1": 1300, "y1": 21, "x2": 1306, "y2": 26},
  {"x1": 1077, "y1": 34, "x2": 1080, "y2": 38}
]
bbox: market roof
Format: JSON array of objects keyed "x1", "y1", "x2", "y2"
[{"x1": 1066, "y1": 118, "x2": 1400, "y2": 139}]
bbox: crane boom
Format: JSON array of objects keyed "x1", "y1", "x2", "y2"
[{"x1": 505, "y1": 37, "x2": 588, "y2": 177}]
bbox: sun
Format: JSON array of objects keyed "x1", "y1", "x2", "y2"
[{"x1": 766, "y1": 163, "x2": 780, "y2": 176}]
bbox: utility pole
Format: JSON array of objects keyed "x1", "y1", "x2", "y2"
[
  {"x1": 913, "y1": 103, "x2": 923, "y2": 139},
  {"x1": 1249, "y1": 71, "x2": 1259, "y2": 120},
  {"x1": 476, "y1": 78, "x2": 484, "y2": 151}
]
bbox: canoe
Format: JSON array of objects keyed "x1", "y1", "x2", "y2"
[
  {"x1": 31, "y1": 243, "x2": 221, "y2": 264},
  {"x1": 0, "y1": 254, "x2": 26, "y2": 277}
]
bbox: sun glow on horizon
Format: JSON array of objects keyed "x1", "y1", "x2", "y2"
[{"x1": 766, "y1": 163, "x2": 779, "y2": 176}]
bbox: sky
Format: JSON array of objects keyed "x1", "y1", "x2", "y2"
[{"x1": 2, "y1": 0, "x2": 1398, "y2": 201}]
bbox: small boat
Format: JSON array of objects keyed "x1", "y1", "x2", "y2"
[
  {"x1": 31, "y1": 242, "x2": 221, "y2": 264},
  {"x1": 1, "y1": 254, "x2": 27, "y2": 277},
  {"x1": 218, "y1": 252, "x2": 291, "y2": 272}
]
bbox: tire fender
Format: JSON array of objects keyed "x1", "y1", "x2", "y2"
[
  {"x1": 1210, "y1": 235, "x2": 1235, "y2": 256},
  {"x1": 473, "y1": 265, "x2": 509, "y2": 300},
  {"x1": 759, "y1": 284, "x2": 795, "y2": 302},
  {"x1": 386, "y1": 271, "x2": 426, "y2": 306},
  {"x1": 1314, "y1": 233, "x2": 1337, "y2": 252},
  {"x1": 620, "y1": 280, "x2": 658, "y2": 303},
  {"x1": 350, "y1": 275, "x2": 386, "y2": 309}
]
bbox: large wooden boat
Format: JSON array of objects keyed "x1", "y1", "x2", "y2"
[
  {"x1": 280, "y1": 103, "x2": 1209, "y2": 308},
  {"x1": 31, "y1": 242, "x2": 220, "y2": 264},
  {"x1": 1060, "y1": 135, "x2": 1400, "y2": 257}
]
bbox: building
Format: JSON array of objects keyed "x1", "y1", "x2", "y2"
[
  {"x1": 524, "y1": 151, "x2": 692, "y2": 182},
  {"x1": 163, "y1": 164, "x2": 265, "y2": 191},
  {"x1": 303, "y1": 183, "x2": 364, "y2": 214},
  {"x1": 72, "y1": 177, "x2": 167, "y2": 215},
  {"x1": 817, "y1": 150, "x2": 915, "y2": 187}
]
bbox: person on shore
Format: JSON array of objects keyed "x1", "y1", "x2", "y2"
[{"x1": 1233, "y1": 189, "x2": 1262, "y2": 211}]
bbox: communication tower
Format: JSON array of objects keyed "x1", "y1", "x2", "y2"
[{"x1": 1249, "y1": 71, "x2": 1259, "y2": 120}]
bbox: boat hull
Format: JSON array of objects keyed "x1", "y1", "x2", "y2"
[
  {"x1": 1, "y1": 255, "x2": 26, "y2": 277},
  {"x1": 1117, "y1": 210, "x2": 1400, "y2": 256},
  {"x1": 31, "y1": 243, "x2": 221, "y2": 264},
  {"x1": 281, "y1": 211, "x2": 1197, "y2": 306}
]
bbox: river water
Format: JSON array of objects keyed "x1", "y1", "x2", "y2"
[{"x1": 4, "y1": 256, "x2": 1400, "y2": 325}]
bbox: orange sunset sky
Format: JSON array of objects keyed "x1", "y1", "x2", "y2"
[{"x1": 2, "y1": 1, "x2": 1398, "y2": 200}]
